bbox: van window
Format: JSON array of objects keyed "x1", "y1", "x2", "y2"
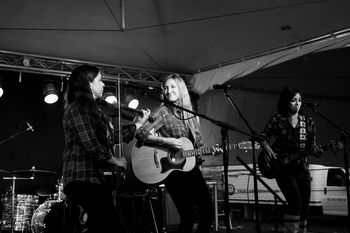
[{"x1": 327, "y1": 168, "x2": 346, "y2": 186}]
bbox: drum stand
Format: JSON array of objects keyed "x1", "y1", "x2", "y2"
[{"x1": 2, "y1": 175, "x2": 34, "y2": 233}]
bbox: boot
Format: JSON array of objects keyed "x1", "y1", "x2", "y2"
[
  {"x1": 284, "y1": 215, "x2": 300, "y2": 233},
  {"x1": 298, "y1": 220, "x2": 307, "y2": 233}
]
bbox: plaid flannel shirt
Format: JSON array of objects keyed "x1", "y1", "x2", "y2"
[
  {"x1": 62, "y1": 102, "x2": 135, "y2": 186},
  {"x1": 136, "y1": 105, "x2": 203, "y2": 148},
  {"x1": 259, "y1": 114, "x2": 317, "y2": 171}
]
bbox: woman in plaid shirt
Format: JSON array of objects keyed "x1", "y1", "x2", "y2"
[
  {"x1": 136, "y1": 74, "x2": 214, "y2": 233},
  {"x1": 260, "y1": 85, "x2": 323, "y2": 233},
  {"x1": 62, "y1": 64, "x2": 149, "y2": 233}
]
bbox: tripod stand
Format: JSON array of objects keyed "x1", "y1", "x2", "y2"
[
  {"x1": 118, "y1": 188, "x2": 160, "y2": 233},
  {"x1": 134, "y1": 188, "x2": 160, "y2": 233}
]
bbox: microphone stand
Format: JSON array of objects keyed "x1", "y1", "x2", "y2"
[
  {"x1": 222, "y1": 88, "x2": 263, "y2": 232},
  {"x1": 141, "y1": 92, "x2": 261, "y2": 233},
  {"x1": 0, "y1": 123, "x2": 33, "y2": 146},
  {"x1": 309, "y1": 106, "x2": 350, "y2": 233}
]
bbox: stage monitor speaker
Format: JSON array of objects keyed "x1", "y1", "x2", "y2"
[{"x1": 161, "y1": 187, "x2": 180, "y2": 231}]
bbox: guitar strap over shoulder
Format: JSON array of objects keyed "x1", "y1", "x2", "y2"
[{"x1": 299, "y1": 115, "x2": 307, "y2": 152}]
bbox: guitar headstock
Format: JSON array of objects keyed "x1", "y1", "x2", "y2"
[{"x1": 324, "y1": 140, "x2": 344, "y2": 152}]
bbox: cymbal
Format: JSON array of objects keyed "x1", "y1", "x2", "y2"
[
  {"x1": 0, "y1": 169, "x2": 9, "y2": 175},
  {"x1": 11, "y1": 168, "x2": 56, "y2": 177}
]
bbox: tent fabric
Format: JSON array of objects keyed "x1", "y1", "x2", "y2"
[
  {"x1": 191, "y1": 32, "x2": 350, "y2": 94},
  {"x1": 1, "y1": 0, "x2": 350, "y2": 75}
]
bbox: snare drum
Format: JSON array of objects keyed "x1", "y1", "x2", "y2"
[
  {"x1": 1, "y1": 194, "x2": 39, "y2": 231},
  {"x1": 31, "y1": 200, "x2": 88, "y2": 233}
]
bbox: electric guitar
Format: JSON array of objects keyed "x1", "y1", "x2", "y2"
[
  {"x1": 131, "y1": 137, "x2": 259, "y2": 184},
  {"x1": 258, "y1": 140, "x2": 343, "y2": 179}
]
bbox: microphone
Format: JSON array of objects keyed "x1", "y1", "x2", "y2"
[
  {"x1": 125, "y1": 82, "x2": 160, "y2": 91},
  {"x1": 26, "y1": 122, "x2": 34, "y2": 132},
  {"x1": 212, "y1": 84, "x2": 235, "y2": 90},
  {"x1": 302, "y1": 102, "x2": 320, "y2": 108}
]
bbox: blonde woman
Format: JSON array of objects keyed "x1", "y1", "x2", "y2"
[{"x1": 136, "y1": 74, "x2": 213, "y2": 233}]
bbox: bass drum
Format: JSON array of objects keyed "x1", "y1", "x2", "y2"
[
  {"x1": 31, "y1": 200, "x2": 88, "y2": 233},
  {"x1": 1, "y1": 193, "x2": 39, "y2": 232}
]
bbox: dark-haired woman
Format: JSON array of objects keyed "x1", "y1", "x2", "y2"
[
  {"x1": 259, "y1": 85, "x2": 323, "y2": 233},
  {"x1": 62, "y1": 64, "x2": 149, "y2": 233}
]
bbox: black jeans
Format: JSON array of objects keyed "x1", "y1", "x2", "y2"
[
  {"x1": 164, "y1": 166, "x2": 214, "y2": 233},
  {"x1": 64, "y1": 181, "x2": 124, "y2": 233},
  {"x1": 276, "y1": 169, "x2": 311, "y2": 221}
]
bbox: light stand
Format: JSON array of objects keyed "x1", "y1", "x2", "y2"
[{"x1": 309, "y1": 106, "x2": 350, "y2": 233}]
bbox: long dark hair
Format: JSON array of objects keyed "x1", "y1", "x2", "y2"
[
  {"x1": 64, "y1": 64, "x2": 101, "y2": 118},
  {"x1": 277, "y1": 85, "x2": 302, "y2": 116},
  {"x1": 66, "y1": 65, "x2": 99, "y2": 105}
]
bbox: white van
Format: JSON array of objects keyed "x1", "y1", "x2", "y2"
[{"x1": 224, "y1": 164, "x2": 348, "y2": 216}]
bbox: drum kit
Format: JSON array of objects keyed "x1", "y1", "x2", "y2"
[{"x1": 1, "y1": 167, "x2": 64, "y2": 233}]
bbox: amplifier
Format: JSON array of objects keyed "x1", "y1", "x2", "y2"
[{"x1": 160, "y1": 186, "x2": 180, "y2": 232}]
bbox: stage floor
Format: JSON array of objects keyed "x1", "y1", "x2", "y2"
[
  {"x1": 218, "y1": 215, "x2": 348, "y2": 233},
  {"x1": 166, "y1": 215, "x2": 348, "y2": 233}
]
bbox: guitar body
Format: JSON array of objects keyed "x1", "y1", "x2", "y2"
[
  {"x1": 258, "y1": 146, "x2": 330, "y2": 179},
  {"x1": 257, "y1": 151, "x2": 281, "y2": 179},
  {"x1": 131, "y1": 138, "x2": 196, "y2": 184}
]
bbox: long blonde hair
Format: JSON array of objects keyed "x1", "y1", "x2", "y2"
[{"x1": 162, "y1": 74, "x2": 202, "y2": 139}]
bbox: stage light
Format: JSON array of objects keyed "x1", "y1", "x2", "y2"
[
  {"x1": 104, "y1": 92, "x2": 118, "y2": 104},
  {"x1": 0, "y1": 77, "x2": 3, "y2": 98},
  {"x1": 124, "y1": 94, "x2": 139, "y2": 109},
  {"x1": 43, "y1": 82, "x2": 58, "y2": 104},
  {"x1": 23, "y1": 57, "x2": 31, "y2": 67}
]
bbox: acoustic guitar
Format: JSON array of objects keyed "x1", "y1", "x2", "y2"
[
  {"x1": 258, "y1": 140, "x2": 343, "y2": 179},
  {"x1": 131, "y1": 137, "x2": 259, "y2": 184}
]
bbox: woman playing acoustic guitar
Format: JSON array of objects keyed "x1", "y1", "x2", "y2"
[
  {"x1": 135, "y1": 74, "x2": 214, "y2": 233},
  {"x1": 259, "y1": 85, "x2": 324, "y2": 233}
]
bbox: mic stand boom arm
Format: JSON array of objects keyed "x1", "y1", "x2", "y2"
[{"x1": 0, "y1": 123, "x2": 33, "y2": 146}]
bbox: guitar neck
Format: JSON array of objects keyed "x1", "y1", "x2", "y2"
[
  {"x1": 181, "y1": 141, "x2": 254, "y2": 158},
  {"x1": 182, "y1": 147, "x2": 214, "y2": 158}
]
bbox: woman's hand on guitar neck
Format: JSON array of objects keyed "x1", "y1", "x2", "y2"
[{"x1": 314, "y1": 145, "x2": 325, "y2": 158}]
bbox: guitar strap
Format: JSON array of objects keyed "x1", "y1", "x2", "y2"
[{"x1": 299, "y1": 115, "x2": 307, "y2": 154}]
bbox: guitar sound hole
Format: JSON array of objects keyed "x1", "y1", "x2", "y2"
[{"x1": 169, "y1": 150, "x2": 184, "y2": 164}]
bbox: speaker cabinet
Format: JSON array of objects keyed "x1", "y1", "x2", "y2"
[{"x1": 161, "y1": 187, "x2": 180, "y2": 232}]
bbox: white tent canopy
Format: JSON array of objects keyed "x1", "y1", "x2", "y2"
[
  {"x1": 1, "y1": 0, "x2": 350, "y2": 84},
  {"x1": 192, "y1": 30, "x2": 350, "y2": 94}
]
